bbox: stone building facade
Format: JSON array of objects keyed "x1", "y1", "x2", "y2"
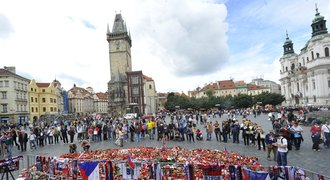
[
  {"x1": 279, "y1": 7, "x2": 330, "y2": 106},
  {"x1": 0, "y1": 67, "x2": 30, "y2": 124}
]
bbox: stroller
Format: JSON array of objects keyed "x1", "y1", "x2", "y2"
[{"x1": 196, "y1": 129, "x2": 203, "y2": 140}]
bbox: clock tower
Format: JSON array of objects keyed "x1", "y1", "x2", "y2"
[{"x1": 107, "y1": 13, "x2": 132, "y2": 115}]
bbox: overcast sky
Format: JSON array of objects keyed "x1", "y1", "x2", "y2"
[{"x1": 0, "y1": 0, "x2": 329, "y2": 93}]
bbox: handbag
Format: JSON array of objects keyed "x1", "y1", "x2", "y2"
[{"x1": 294, "y1": 132, "x2": 301, "y2": 138}]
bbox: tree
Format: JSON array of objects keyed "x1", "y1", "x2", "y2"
[
  {"x1": 253, "y1": 92, "x2": 285, "y2": 106},
  {"x1": 233, "y1": 94, "x2": 253, "y2": 108}
]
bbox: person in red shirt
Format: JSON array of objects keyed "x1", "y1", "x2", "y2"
[{"x1": 310, "y1": 122, "x2": 322, "y2": 151}]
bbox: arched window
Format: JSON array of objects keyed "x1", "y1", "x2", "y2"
[
  {"x1": 285, "y1": 67, "x2": 288, "y2": 71},
  {"x1": 316, "y1": 53, "x2": 320, "y2": 58},
  {"x1": 325, "y1": 47, "x2": 329, "y2": 57},
  {"x1": 311, "y1": 51, "x2": 314, "y2": 60}
]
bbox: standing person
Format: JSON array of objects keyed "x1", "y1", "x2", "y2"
[
  {"x1": 11, "y1": 129, "x2": 19, "y2": 150},
  {"x1": 321, "y1": 121, "x2": 330, "y2": 148},
  {"x1": 255, "y1": 126, "x2": 266, "y2": 151},
  {"x1": 206, "y1": 122, "x2": 212, "y2": 141},
  {"x1": 129, "y1": 122, "x2": 135, "y2": 142},
  {"x1": 28, "y1": 132, "x2": 37, "y2": 151},
  {"x1": 214, "y1": 121, "x2": 221, "y2": 142},
  {"x1": 265, "y1": 130, "x2": 277, "y2": 161},
  {"x1": 4, "y1": 133, "x2": 13, "y2": 157},
  {"x1": 47, "y1": 127, "x2": 54, "y2": 145},
  {"x1": 273, "y1": 133, "x2": 288, "y2": 166},
  {"x1": 186, "y1": 122, "x2": 194, "y2": 142},
  {"x1": 18, "y1": 130, "x2": 28, "y2": 152},
  {"x1": 68, "y1": 126, "x2": 76, "y2": 143},
  {"x1": 290, "y1": 122, "x2": 303, "y2": 150},
  {"x1": 61, "y1": 125, "x2": 68, "y2": 144},
  {"x1": 310, "y1": 122, "x2": 322, "y2": 151},
  {"x1": 231, "y1": 122, "x2": 240, "y2": 144}
]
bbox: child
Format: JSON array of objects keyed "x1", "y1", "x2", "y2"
[
  {"x1": 81, "y1": 140, "x2": 90, "y2": 152},
  {"x1": 69, "y1": 143, "x2": 77, "y2": 154}
]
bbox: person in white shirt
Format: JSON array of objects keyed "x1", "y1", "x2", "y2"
[
  {"x1": 321, "y1": 121, "x2": 330, "y2": 148},
  {"x1": 28, "y1": 132, "x2": 37, "y2": 151},
  {"x1": 290, "y1": 122, "x2": 304, "y2": 150},
  {"x1": 273, "y1": 133, "x2": 288, "y2": 166}
]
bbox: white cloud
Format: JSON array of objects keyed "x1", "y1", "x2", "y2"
[{"x1": 0, "y1": 0, "x2": 228, "y2": 93}]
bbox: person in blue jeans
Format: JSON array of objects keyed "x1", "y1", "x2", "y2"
[
  {"x1": 321, "y1": 121, "x2": 330, "y2": 148},
  {"x1": 273, "y1": 133, "x2": 288, "y2": 166}
]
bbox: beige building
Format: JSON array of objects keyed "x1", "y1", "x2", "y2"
[
  {"x1": 143, "y1": 75, "x2": 157, "y2": 115},
  {"x1": 0, "y1": 67, "x2": 30, "y2": 124},
  {"x1": 29, "y1": 80, "x2": 58, "y2": 121},
  {"x1": 68, "y1": 85, "x2": 94, "y2": 115},
  {"x1": 94, "y1": 92, "x2": 108, "y2": 113},
  {"x1": 189, "y1": 79, "x2": 270, "y2": 98}
]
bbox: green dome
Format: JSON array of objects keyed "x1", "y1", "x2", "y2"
[
  {"x1": 313, "y1": 13, "x2": 324, "y2": 23},
  {"x1": 284, "y1": 37, "x2": 292, "y2": 44}
]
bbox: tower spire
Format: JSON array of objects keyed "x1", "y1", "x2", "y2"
[
  {"x1": 286, "y1": 30, "x2": 288, "y2": 39},
  {"x1": 283, "y1": 31, "x2": 294, "y2": 55},
  {"x1": 311, "y1": 6, "x2": 327, "y2": 37}
]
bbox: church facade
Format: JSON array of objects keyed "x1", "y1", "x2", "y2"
[{"x1": 279, "y1": 7, "x2": 330, "y2": 107}]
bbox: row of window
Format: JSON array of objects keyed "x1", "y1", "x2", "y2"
[
  {"x1": 282, "y1": 48, "x2": 330, "y2": 72},
  {"x1": 30, "y1": 97, "x2": 57, "y2": 103},
  {"x1": 14, "y1": 81, "x2": 27, "y2": 90},
  {"x1": 0, "y1": 104, "x2": 28, "y2": 113},
  {"x1": 0, "y1": 80, "x2": 9, "y2": 87},
  {"x1": 16, "y1": 92, "x2": 27, "y2": 100},
  {"x1": 31, "y1": 106, "x2": 57, "y2": 113}
]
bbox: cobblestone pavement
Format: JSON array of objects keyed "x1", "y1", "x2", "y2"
[{"x1": 8, "y1": 113, "x2": 330, "y2": 178}]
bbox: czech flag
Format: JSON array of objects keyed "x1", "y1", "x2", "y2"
[
  {"x1": 128, "y1": 156, "x2": 135, "y2": 169},
  {"x1": 78, "y1": 161, "x2": 100, "y2": 180}
]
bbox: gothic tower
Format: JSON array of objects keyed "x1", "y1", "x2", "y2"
[{"x1": 107, "y1": 13, "x2": 132, "y2": 116}]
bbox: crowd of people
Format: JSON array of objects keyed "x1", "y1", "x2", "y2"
[{"x1": 0, "y1": 108, "x2": 329, "y2": 168}]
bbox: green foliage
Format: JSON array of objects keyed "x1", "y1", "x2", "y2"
[
  {"x1": 233, "y1": 94, "x2": 253, "y2": 108},
  {"x1": 164, "y1": 91, "x2": 285, "y2": 111},
  {"x1": 253, "y1": 92, "x2": 285, "y2": 106}
]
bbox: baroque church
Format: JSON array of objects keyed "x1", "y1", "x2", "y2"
[
  {"x1": 107, "y1": 14, "x2": 158, "y2": 116},
  {"x1": 279, "y1": 7, "x2": 330, "y2": 106}
]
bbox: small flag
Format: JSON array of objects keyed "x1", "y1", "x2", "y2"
[
  {"x1": 224, "y1": 147, "x2": 228, "y2": 153},
  {"x1": 128, "y1": 156, "x2": 135, "y2": 169}
]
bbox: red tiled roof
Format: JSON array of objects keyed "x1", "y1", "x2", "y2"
[
  {"x1": 95, "y1": 92, "x2": 108, "y2": 99},
  {"x1": 200, "y1": 82, "x2": 218, "y2": 91},
  {"x1": 143, "y1": 75, "x2": 153, "y2": 81},
  {"x1": 218, "y1": 80, "x2": 235, "y2": 90},
  {"x1": 188, "y1": 90, "x2": 198, "y2": 96},
  {"x1": 68, "y1": 86, "x2": 92, "y2": 96},
  {"x1": 36, "y1": 83, "x2": 50, "y2": 87},
  {"x1": 247, "y1": 84, "x2": 267, "y2": 90}
]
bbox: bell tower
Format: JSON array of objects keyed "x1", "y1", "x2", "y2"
[
  {"x1": 107, "y1": 13, "x2": 132, "y2": 116},
  {"x1": 107, "y1": 13, "x2": 132, "y2": 81},
  {"x1": 283, "y1": 31, "x2": 294, "y2": 55}
]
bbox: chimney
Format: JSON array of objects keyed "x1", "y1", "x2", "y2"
[{"x1": 4, "y1": 66, "x2": 16, "y2": 74}]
